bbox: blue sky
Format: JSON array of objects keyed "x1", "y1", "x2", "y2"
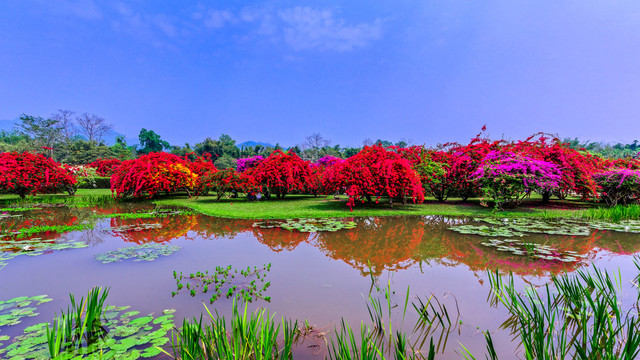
[{"x1": 1, "y1": 1, "x2": 640, "y2": 147}]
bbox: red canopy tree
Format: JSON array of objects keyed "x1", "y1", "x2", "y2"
[
  {"x1": 0, "y1": 152, "x2": 76, "y2": 198},
  {"x1": 87, "y1": 158, "x2": 122, "y2": 177},
  {"x1": 322, "y1": 145, "x2": 424, "y2": 210},
  {"x1": 246, "y1": 150, "x2": 314, "y2": 199}
]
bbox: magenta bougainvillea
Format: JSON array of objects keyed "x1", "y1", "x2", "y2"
[
  {"x1": 236, "y1": 156, "x2": 264, "y2": 173},
  {"x1": 472, "y1": 151, "x2": 562, "y2": 209},
  {"x1": 593, "y1": 169, "x2": 640, "y2": 207}
]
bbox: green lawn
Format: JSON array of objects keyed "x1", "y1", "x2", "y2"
[{"x1": 0, "y1": 189, "x2": 598, "y2": 219}]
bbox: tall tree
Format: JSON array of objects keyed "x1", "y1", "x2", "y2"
[
  {"x1": 50, "y1": 109, "x2": 77, "y2": 140},
  {"x1": 15, "y1": 114, "x2": 64, "y2": 151},
  {"x1": 76, "y1": 113, "x2": 112, "y2": 142},
  {"x1": 137, "y1": 128, "x2": 170, "y2": 155}
]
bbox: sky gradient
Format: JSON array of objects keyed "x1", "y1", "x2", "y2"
[{"x1": 1, "y1": 1, "x2": 639, "y2": 147}]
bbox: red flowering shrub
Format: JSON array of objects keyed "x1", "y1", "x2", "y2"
[
  {"x1": 322, "y1": 145, "x2": 424, "y2": 210},
  {"x1": 247, "y1": 150, "x2": 314, "y2": 199},
  {"x1": 87, "y1": 158, "x2": 122, "y2": 177},
  {"x1": 236, "y1": 156, "x2": 264, "y2": 173},
  {"x1": 185, "y1": 153, "x2": 218, "y2": 195},
  {"x1": 202, "y1": 168, "x2": 258, "y2": 200},
  {"x1": 111, "y1": 152, "x2": 198, "y2": 198},
  {"x1": 593, "y1": 169, "x2": 640, "y2": 207},
  {"x1": 0, "y1": 152, "x2": 76, "y2": 198}
]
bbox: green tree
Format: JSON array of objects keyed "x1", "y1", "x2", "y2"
[
  {"x1": 15, "y1": 114, "x2": 64, "y2": 152},
  {"x1": 137, "y1": 128, "x2": 170, "y2": 155}
]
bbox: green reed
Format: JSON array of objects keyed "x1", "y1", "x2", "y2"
[
  {"x1": 46, "y1": 286, "x2": 110, "y2": 357},
  {"x1": 485, "y1": 264, "x2": 640, "y2": 360},
  {"x1": 169, "y1": 298, "x2": 297, "y2": 360},
  {"x1": 583, "y1": 204, "x2": 640, "y2": 222}
]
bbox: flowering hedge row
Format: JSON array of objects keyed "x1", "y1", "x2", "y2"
[{"x1": 3, "y1": 131, "x2": 640, "y2": 209}]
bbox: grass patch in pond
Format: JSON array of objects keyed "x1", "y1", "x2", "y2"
[
  {"x1": 95, "y1": 244, "x2": 181, "y2": 264},
  {"x1": 253, "y1": 218, "x2": 357, "y2": 232},
  {"x1": 0, "y1": 288, "x2": 176, "y2": 360},
  {"x1": 104, "y1": 223, "x2": 163, "y2": 233},
  {"x1": 0, "y1": 239, "x2": 89, "y2": 268},
  {"x1": 172, "y1": 264, "x2": 272, "y2": 303},
  {"x1": 95, "y1": 210, "x2": 192, "y2": 219},
  {"x1": 584, "y1": 204, "x2": 640, "y2": 222},
  {"x1": 0, "y1": 207, "x2": 38, "y2": 212},
  {"x1": 0, "y1": 224, "x2": 94, "y2": 239}
]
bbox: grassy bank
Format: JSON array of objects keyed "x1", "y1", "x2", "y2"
[
  {"x1": 155, "y1": 194, "x2": 594, "y2": 219},
  {"x1": 0, "y1": 189, "x2": 608, "y2": 219}
]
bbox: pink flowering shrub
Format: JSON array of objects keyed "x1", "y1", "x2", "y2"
[
  {"x1": 316, "y1": 155, "x2": 342, "y2": 167},
  {"x1": 593, "y1": 169, "x2": 640, "y2": 207},
  {"x1": 236, "y1": 156, "x2": 264, "y2": 173},
  {"x1": 472, "y1": 151, "x2": 562, "y2": 210}
]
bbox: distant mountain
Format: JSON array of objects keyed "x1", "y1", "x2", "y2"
[{"x1": 237, "y1": 141, "x2": 275, "y2": 148}]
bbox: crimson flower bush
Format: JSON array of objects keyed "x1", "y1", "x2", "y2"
[
  {"x1": 111, "y1": 152, "x2": 198, "y2": 198},
  {"x1": 316, "y1": 155, "x2": 342, "y2": 167},
  {"x1": 593, "y1": 169, "x2": 640, "y2": 207},
  {"x1": 87, "y1": 158, "x2": 122, "y2": 177},
  {"x1": 185, "y1": 153, "x2": 218, "y2": 195},
  {"x1": 247, "y1": 150, "x2": 313, "y2": 199},
  {"x1": 202, "y1": 168, "x2": 258, "y2": 201},
  {"x1": 0, "y1": 152, "x2": 76, "y2": 198},
  {"x1": 322, "y1": 145, "x2": 424, "y2": 210},
  {"x1": 472, "y1": 151, "x2": 562, "y2": 210}
]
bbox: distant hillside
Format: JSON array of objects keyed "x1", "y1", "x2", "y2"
[{"x1": 237, "y1": 141, "x2": 275, "y2": 148}]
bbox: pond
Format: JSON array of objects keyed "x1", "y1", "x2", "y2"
[{"x1": 1, "y1": 203, "x2": 639, "y2": 359}]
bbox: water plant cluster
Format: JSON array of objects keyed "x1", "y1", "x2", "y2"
[
  {"x1": 253, "y1": 218, "x2": 357, "y2": 232},
  {"x1": 0, "y1": 295, "x2": 52, "y2": 332},
  {"x1": 95, "y1": 243, "x2": 181, "y2": 264},
  {"x1": 479, "y1": 238, "x2": 586, "y2": 262},
  {"x1": 172, "y1": 264, "x2": 272, "y2": 303},
  {"x1": 104, "y1": 223, "x2": 163, "y2": 233},
  {"x1": 0, "y1": 239, "x2": 88, "y2": 268},
  {"x1": 0, "y1": 287, "x2": 176, "y2": 360},
  {"x1": 1, "y1": 224, "x2": 94, "y2": 239}
]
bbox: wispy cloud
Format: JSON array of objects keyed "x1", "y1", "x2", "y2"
[
  {"x1": 278, "y1": 7, "x2": 382, "y2": 52},
  {"x1": 203, "y1": 10, "x2": 235, "y2": 29}
]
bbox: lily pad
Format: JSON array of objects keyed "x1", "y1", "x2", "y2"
[
  {"x1": 479, "y1": 238, "x2": 586, "y2": 263},
  {"x1": 0, "y1": 295, "x2": 52, "y2": 332},
  {"x1": 95, "y1": 244, "x2": 181, "y2": 264},
  {"x1": 104, "y1": 224, "x2": 163, "y2": 233},
  {"x1": 0, "y1": 305, "x2": 176, "y2": 360},
  {"x1": 253, "y1": 218, "x2": 357, "y2": 233},
  {"x1": 0, "y1": 240, "x2": 88, "y2": 268}
]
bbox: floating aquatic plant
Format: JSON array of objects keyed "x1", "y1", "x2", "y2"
[
  {"x1": 479, "y1": 238, "x2": 586, "y2": 262},
  {"x1": 448, "y1": 224, "x2": 525, "y2": 237},
  {"x1": 587, "y1": 219, "x2": 640, "y2": 233},
  {"x1": 95, "y1": 243, "x2": 181, "y2": 264},
  {"x1": 0, "y1": 239, "x2": 89, "y2": 268},
  {"x1": 0, "y1": 295, "x2": 52, "y2": 329},
  {"x1": 103, "y1": 223, "x2": 163, "y2": 233},
  {"x1": 449, "y1": 218, "x2": 592, "y2": 237},
  {"x1": 253, "y1": 218, "x2": 357, "y2": 233},
  {"x1": 0, "y1": 299, "x2": 175, "y2": 359},
  {"x1": 173, "y1": 264, "x2": 272, "y2": 304},
  {"x1": 0, "y1": 207, "x2": 38, "y2": 212}
]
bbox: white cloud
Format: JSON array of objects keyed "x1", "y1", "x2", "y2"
[
  {"x1": 203, "y1": 10, "x2": 235, "y2": 29},
  {"x1": 278, "y1": 7, "x2": 382, "y2": 52}
]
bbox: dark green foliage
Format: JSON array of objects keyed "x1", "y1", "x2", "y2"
[
  {"x1": 77, "y1": 176, "x2": 111, "y2": 189},
  {"x1": 137, "y1": 128, "x2": 170, "y2": 155}
]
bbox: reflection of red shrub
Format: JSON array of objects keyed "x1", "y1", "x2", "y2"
[
  {"x1": 1, "y1": 208, "x2": 79, "y2": 242},
  {"x1": 109, "y1": 215, "x2": 199, "y2": 244},
  {"x1": 252, "y1": 227, "x2": 311, "y2": 252},
  {"x1": 0, "y1": 152, "x2": 76, "y2": 198},
  {"x1": 87, "y1": 158, "x2": 122, "y2": 177},
  {"x1": 316, "y1": 217, "x2": 423, "y2": 275}
]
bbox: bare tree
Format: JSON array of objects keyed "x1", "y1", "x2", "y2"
[
  {"x1": 299, "y1": 133, "x2": 331, "y2": 162},
  {"x1": 50, "y1": 109, "x2": 77, "y2": 140},
  {"x1": 76, "y1": 113, "x2": 113, "y2": 142},
  {"x1": 362, "y1": 138, "x2": 373, "y2": 146}
]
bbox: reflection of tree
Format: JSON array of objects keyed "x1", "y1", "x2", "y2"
[
  {"x1": 315, "y1": 217, "x2": 424, "y2": 276},
  {"x1": 192, "y1": 217, "x2": 253, "y2": 239},
  {"x1": 416, "y1": 221, "x2": 597, "y2": 276},
  {"x1": 1, "y1": 207, "x2": 82, "y2": 242},
  {"x1": 593, "y1": 230, "x2": 640, "y2": 255},
  {"x1": 252, "y1": 227, "x2": 311, "y2": 252},
  {"x1": 110, "y1": 215, "x2": 199, "y2": 244}
]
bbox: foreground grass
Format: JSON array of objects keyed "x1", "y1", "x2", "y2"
[{"x1": 155, "y1": 194, "x2": 595, "y2": 219}]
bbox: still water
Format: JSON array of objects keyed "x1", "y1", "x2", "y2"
[{"x1": 1, "y1": 204, "x2": 638, "y2": 359}]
